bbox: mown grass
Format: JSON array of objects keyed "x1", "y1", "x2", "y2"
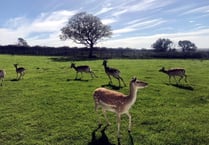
[{"x1": 0, "y1": 55, "x2": 209, "y2": 145}]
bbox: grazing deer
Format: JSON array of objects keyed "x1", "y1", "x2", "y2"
[
  {"x1": 70, "y1": 63, "x2": 97, "y2": 79},
  {"x1": 93, "y1": 77, "x2": 148, "y2": 138},
  {"x1": 14, "y1": 64, "x2": 26, "y2": 80},
  {"x1": 159, "y1": 67, "x2": 187, "y2": 83},
  {"x1": 0, "y1": 69, "x2": 6, "y2": 86},
  {"x1": 102, "y1": 60, "x2": 126, "y2": 87}
]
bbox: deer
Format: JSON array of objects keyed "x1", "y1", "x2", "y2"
[
  {"x1": 14, "y1": 64, "x2": 26, "y2": 80},
  {"x1": 0, "y1": 69, "x2": 6, "y2": 86},
  {"x1": 93, "y1": 77, "x2": 148, "y2": 139},
  {"x1": 102, "y1": 60, "x2": 126, "y2": 87},
  {"x1": 159, "y1": 67, "x2": 187, "y2": 83},
  {"x1": 70, "y1": 63, "x2": 97, "y2": 80}
]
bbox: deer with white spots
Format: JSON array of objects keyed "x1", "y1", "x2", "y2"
[
  {"x1": 159, "y1": 67, "x2": 187, "y2": 83},
  {"x1": 93, "y1": 77, "x2": 148, "y2": 139},
  {"x1": 102, "y1": 60, "x2": 126, "y2": 87}
]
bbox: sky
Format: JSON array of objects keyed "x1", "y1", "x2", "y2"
[{"x1": 0, "y1": 0, "x2": 209, "y2": 49}]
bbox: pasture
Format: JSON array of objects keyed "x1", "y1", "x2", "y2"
[{"x1": 0, "y1": 55, "x2": 209, "y2": 145}]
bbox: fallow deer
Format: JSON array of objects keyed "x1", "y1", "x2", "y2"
[
  {"x1": 0, "y1": 69, "x2": 6, "y2": 86},
  {"x1": 159, "y1": 67, "x2": 187, "y2": 83},
  {"x1": 14, "y1": 64, "x2": 26, "y2": 80},
  {"x1": 102, "y1": 60, "x2": 126, "y2": 87},
  {"x1": 70, "y1": 63, "x2": 97, "y2": 80},
  {"x1": 93, "y1": 77, "x2": 148, "y2": 138}
]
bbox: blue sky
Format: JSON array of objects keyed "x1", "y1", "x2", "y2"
[{"x1": 1, "y1": 0, "x2": 209, "y2": 49}]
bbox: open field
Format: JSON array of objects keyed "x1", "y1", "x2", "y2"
[{"x1": 0, "y1": 55, "x2": 209, "y2": 145}]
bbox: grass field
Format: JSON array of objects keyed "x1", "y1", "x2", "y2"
[{"x1": 0, "y1": 55, "x2": 209, "y2": 145}]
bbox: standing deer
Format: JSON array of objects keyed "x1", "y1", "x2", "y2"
[
  {"x1": 93, "y1": 77, "x2": 148, "y2": 138},
  {"x1": 70, "y1": 63, "x2": 97, "y2": 80},
  {"x1": 0, "y1": 69, "x2": 6, "y2": 86},
  {"x1": 159, "y1": 67, "x2": 187, "y2": 83},
  {"x1": 14, "y1": 64, "x2": 26, "y2": 80},
  {"x1": 102, "y1": 60, "x2": 126, "y2": 87}
]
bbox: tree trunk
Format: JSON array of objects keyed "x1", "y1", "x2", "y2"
[{"x1": 88, "y1": 43, "x2": 94, "y2": 58}]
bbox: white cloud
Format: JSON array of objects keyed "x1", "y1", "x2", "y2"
[
  {"x1": 98, "y1": 28, "x2": 209, "y2": 49},
  {"x1": 0, "y1": 10, "x2": 76, "y2": 45}
]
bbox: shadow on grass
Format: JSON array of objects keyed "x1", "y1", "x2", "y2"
[
  {"x1": 127, "y1": 131, "x2": 134, "y2": 145},
  {"x1": 88, "y1": 124, "x2": 115, "y2": 145},
  {"x1": 101, "y1": 84, "x2": 122, "y2": 90},
  {"x1": 10, "y1": 78, "x2": 19, "y2": 81},
  {"x1": 66, "y1": 78, "x2": 89, "y2": 82},
  {"x1": 165, "y1": 83, "x2": 194, "y2": 91}
]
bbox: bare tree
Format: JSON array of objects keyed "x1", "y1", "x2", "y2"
[{"x1": 60, "y1": 12, "x2": 112, "y2": 58}]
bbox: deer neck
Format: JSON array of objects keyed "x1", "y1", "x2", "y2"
[
  {"x1": 127, "y1": 84, "x2": 138, "y2": 106},
  {"x1": 162, "y1": 69, "x2": 169, "y2": 75}
]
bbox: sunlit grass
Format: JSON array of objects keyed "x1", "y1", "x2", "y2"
[{"x1": 0, "y1": 55, "x2": 209, "y2": 145}]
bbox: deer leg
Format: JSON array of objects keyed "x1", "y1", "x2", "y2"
[
  {"x1": 102, "y1": 109, "x2": 111, "y2": 125},
  {"x1": 184, "y1": 74, "x2": 187, "y2": 82},
  {"x1": 119, "y1": 76, "x2": 126, "y2": 87},
  {"x1": 117, "y1": 78, "x2": 121, "y2": 87},
  {"x1": 22, "y1": 72, "x2": 25, "y2": 79},
  {"x1": 179, "y1": 76, "x2": 183, "y2": 82},
  {"x1": 168, "y1": 76, "x2": 171, "y2": 83},
  {"x1": 75, "y1": 72, "x2": 78, "y2": 79},
  {"x1": 126, "y1": 112, "x2": 132, "y2": 132},
  {"x1": 91, "y1": 71, "x2": 97, "y2": 78},
  {"x1": 107, "y1": 75, "x2": 112, "y2": 84},
  {"x1": 173, "y1": 76, "x2": 178, "y2": 83},
  {"x1": 95, "y1": 103, "x2": 102, "y2": 125},
  {"x1": 81, "y1": 72, "x2": 83, "y2": 79},
  {"x1": 117, "y1": 113, "x2": 121, "y2": 139}
]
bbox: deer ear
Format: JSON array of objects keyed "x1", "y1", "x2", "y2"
[{"x1": 132, "y1": 77, "x2": 137, "y2": 82}]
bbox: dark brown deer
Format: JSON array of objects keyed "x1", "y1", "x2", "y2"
[
  {"x1": 14, "y1": 64, "x2": 26, "y2": 80},
  {"x1": 70, "y1": 63, "x2": 97, "y2": 79},
  {"x1": 102, "y1": 60, "x2": 126, "y2": 87},
  {"x1": 93, "y1": 77, "x2": 148, "y2": 139},
  {"x1": 159, "y1": 67, "x2": 187, "y2": 83}
]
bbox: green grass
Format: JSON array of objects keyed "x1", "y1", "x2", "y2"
[{"x1": 0, "y1": 55, "x2": 209, "y2": 145}]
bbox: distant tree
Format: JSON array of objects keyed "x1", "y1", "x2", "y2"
[
  {"x1": 152, "y1": 38, "x2": 173, "y2": 52},
  {"x1": 17, "y1": 38, "x2": 29, "y2": 47},
  {"x1": 178, "y1": 40, "x2": 197, "y2": 52},
  {"x1": 60, "y1": 12, "x2": 112, "y2": 58}
]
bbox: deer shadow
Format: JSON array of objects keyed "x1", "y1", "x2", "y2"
[
  {"x1": 10, "y1": 78, "x2": 21, "y2": 81},
  {"x1": 165, "y1": 83, "x2": 194, "y2": 91},
  {"x1": 88, "y1": 124, "x2": 115, "y2": 145},
  {"x1": 66, "y1": 78, "x2": 89, "y2": 82},
  {"x1": 101, "y1": 84, "x2": 123, "y2": 90}
]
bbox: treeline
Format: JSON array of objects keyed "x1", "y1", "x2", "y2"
[{"x1": 0, "y1": 45, "x2": 209, "y2": 60}]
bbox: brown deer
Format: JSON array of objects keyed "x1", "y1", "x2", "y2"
[
  {"x1": 70, "y1": 63, "x2": 97, "y2": 80},
  {"x1": 14, "y1": 64, "x2": 26, "y2": 80},
  {"x1": 159, "y1": 67, "x2": 187, "y2": 83},
  {"x1": 0, "y1": 69, "x2": 6, "y2": 86},
  {"x1": 93, "y1": 77, "x2": 148, "y2": 138},
  {"x1": 102, "y1": 60, "x2": 126, "y2": 87}
]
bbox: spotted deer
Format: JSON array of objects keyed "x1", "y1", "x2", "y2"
[
  {"x1": 102, "y1": 60, "x2": 126, "y2": 87},
  {"x1": 159, "y1": 67, "x2": 187, "y2": 83},
  {"x1": 70, "y1": 63, "x2": 97, "y2": 79},
  {"x1": 14, "y1": 64, "x2": 25, "y2": 80},
  {"x1": 93, "y1": 77, "x2": 148, "y2": 138},
  {"x1": 0, "y1": 69, "x2": 6, "y2": 86}
]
